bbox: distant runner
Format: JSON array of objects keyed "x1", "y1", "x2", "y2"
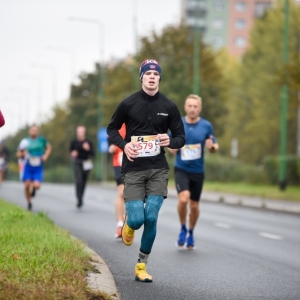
[
  {"x1": 16, "y1": 125, "x2": 52, "y2": 210},
  {"x1": 70, "y1": 126, "x2": 94, "y2": 208}
]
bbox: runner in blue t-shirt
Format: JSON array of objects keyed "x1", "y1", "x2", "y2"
[
  {"x1": 168, "y1": 94, "x2": 219, "y2": 249},
  {"x1": 16, "y1": 125, "x2": 52, "y2": 211}
]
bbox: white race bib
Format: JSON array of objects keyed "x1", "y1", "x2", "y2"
[
  {"x1": 131, "y1": 135, "x2": 161, "y2": 157},
  {"x1": 29, "y1": 156, "x2": 42, "y2": 166},
  {"x1": 181, "y1": 144, "x2": 201, "y2": 161},
  {"x1": 83, "y1": 160, "x2": 93, "y2": 171},
  {"x1": 0, "y1": 157, "x2": 5, "y2": 165}
]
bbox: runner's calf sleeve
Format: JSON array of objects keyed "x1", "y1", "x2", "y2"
[
  {"x1": 141, "y1": 195, "x2": 164, "y2": 254},
  {"x1": 125, "y1": 200, "x2": 145, "y2": 230}
]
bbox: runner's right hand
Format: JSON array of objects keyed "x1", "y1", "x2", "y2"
[{"x1": 124, "y1": 142, "x2": 138, "y2": 162}]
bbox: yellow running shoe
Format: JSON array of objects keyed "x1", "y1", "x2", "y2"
[
  {"x1": 135, "y1": 263, "x2": 153, "y2": 282},
  {"x1": 121, "y1": 215, "x2": 135, "y2": 246}
]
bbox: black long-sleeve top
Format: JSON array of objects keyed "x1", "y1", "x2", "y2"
[
  {"x1": 107, "y1": 89, "x2": 185, "y2": 173},
  {"x1": 69, "y1": 139, "x2": 94, "y2": 163}
]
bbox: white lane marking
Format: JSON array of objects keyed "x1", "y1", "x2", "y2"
[
  {"x1": 259, "y1": 232, "x2": 283, "y2": 240},
  {"x1": 214, "y1": 222, "x2": 232, "y2": 229}
]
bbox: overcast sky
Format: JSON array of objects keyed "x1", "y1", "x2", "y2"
[{"x1": 0, "y1": 0, "x2": 181, "y2": 138}]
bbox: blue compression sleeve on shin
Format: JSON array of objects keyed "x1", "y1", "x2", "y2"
[
  {"x1": 125, "y1": 200, "x2": 145, "y2": 230},
  {"x1": 141, "y1": 195, "x2": 164, "y2": 254}
]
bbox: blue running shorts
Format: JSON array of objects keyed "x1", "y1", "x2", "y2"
[{"x1": 22, "y1": 163, "x2": 43, "y2": 182}]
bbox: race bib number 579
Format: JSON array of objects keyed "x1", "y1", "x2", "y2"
[{"x1": 131, "y1": 135, "x2": 161, "y2": 157}]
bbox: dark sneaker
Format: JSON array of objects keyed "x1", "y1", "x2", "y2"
[
  {"x1": 186, "y1": 234, "x2": 195, "y2": 250},
  {"x1": 77, "y1": 199, "x2": 83, "y2": 208},
  {"x1": 28, "y1": 202, "x2": 32, "y2": 211}
]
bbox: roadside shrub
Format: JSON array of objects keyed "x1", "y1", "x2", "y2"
[
  {"x1": 167, "y1": 152, "x2": 269, "y2": 184},
  {"x1": 44, "y1": 165, "x2": 73, "y2": 183},
  {"x1": 205, "y1": 154, "x2": 268, "y2": 184},
  {"x1": 264, "y1": 155, "x2": 300, "y2": 185}
]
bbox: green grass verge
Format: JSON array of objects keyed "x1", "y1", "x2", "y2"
[
  {"x1": 167, "y1": 180, "x2": 300, "y2": 202},
  {"x1": 203, "y1": 181, "x2": 300, "y2": 202},
  {"x1": 0, "y1": 199, "x2": 112, "y2": 300}
]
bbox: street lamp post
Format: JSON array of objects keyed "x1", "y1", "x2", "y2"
[
  {"x1": 68, "y1": 16, "x2": 105, "y2": 181},
  {"x1": 132, "y1": 0, "x2": 139, "y2": 90},
  {"x1": 3, "y1": 97, "x2": 24, "y2": 127},
  {"x1": 9, "y1": 88, "x2": 31, "y2": 125},
  {"x1": 279, "y1": 0, "x2": 289, "y2": 191},
  {"x1": 0, "y1": 107, "x2": 21, "y2": 135},
  {"x1": 19, "y1": 75, "x2": 42, "y2": 124},
  {"x1": 47, "y1": 45, "x2": 77, "y2": 84},
  {"x1": 31, "y1": 62, "x2": 58, "y2": 105},
  {"x1": 193, "y1": 0, "x2": 201, "y2": 95}
]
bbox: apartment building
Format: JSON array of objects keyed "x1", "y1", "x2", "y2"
[{"x1": 181, "y1": 0, "x2": 274, "y2": 57}]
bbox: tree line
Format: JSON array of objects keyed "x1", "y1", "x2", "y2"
[{"x1": 4, "y1": 1, "x2": 300, "y2": 179}]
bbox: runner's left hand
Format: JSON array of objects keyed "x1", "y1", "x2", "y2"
[
  {"x1": 157, "y1": 133, "x2": 170, "y2": 147},
  {"x1": 206, "y1": 135, "x2": 215, "y2": 152}
]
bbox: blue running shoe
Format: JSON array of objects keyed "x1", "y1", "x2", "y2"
[
  {"x1": 176, "y1": 228, "x2": 187, "y2": 248},
  {"x1": 186, "y1": 234, "x2": 195, "y2": 250}
]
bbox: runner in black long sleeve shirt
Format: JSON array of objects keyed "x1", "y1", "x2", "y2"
[
  {"x1": 106, "y1": 59, "x2": 185, "y2": 283},
  {"x1": 70, "y1": 126, "x2": 94, "y2": 208},
  {"x1": 107, "y1": 89, "x2": 185, "y2": 173}
]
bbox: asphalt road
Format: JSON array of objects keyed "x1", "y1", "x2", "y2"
[{"x1": 1, "y1": 181, "x2": 300, "y2": 300}]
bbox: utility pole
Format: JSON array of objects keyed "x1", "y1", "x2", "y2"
[
  {"x1": 31, "y1": 63, "x2": 58, "y2": 106},
  {"x1": 297, "y1": 34, "x2": 300, "y2": 157},
  {"x1": 297, "y1": 91, "x2": 300, "y2": 156},
  {"x1": 19, "y1": 75, "x2": 42, "y2": 124},
  {"x1": 98, "y1": 25, "x2": 105, "y2": 181},
  {"x1": 132, "y1": 0, "x2": 138, "y2": 91},
  {"x1": 279, "y1": 0, "x2": 289, "y2": 191},
  {"x1": 47, "y1": 45, "x2": 77, "y2": 85},
  {"x1": 193, "y1": 0, "x2": 201, "y2": 95},
  {"x1": 68, "y1": 17, "x2": 105, "y2": 181}
]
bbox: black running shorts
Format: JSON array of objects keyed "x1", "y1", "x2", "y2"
[
  {"x1": 113, "y1": 166, "x2": 123, "y2": 186},
  {"x1": 174, "y1": 167, "x2": 204, "y2": 202}
]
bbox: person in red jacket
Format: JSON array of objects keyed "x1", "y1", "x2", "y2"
[
  {"x1": 0, "y1": 110, "x2": 5, "y2": 127},
  {"x1": 108, "y1": 123, "x2": 126, "y2": 238}
]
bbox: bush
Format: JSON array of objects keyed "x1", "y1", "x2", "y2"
[
  {"x1": 44, "y1": 154, "x2": 115, "y2": 183},
  {"x1": 264, "y1": 155, "x2": 300, "y2": 185},
  {"x1": 205, "y1": 155, "x2": 268, "y2": 184},
  {"x1": 166, "y1": 152, "x2": 269, "y2": 184},
  {"x1": 44, "y1": 165, "x2": 74, "y2": 183}
]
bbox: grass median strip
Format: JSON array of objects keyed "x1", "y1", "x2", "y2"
[
  {"x1": 203, "y1": 182, "x2": 300, "y2": 202},
  {"x1": 167, "y1": 180, "x2": 300, "y2": 202},
  {"x1": 0, "y1": 199, "x2": 111, "y2": 300}
]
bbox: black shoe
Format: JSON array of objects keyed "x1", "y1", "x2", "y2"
[
  {"x1": 31, "y1": 187, "x2": 36, "y2": 198},
  {"x1": 77, "y1": 200, "x2": 83, "y2": 208},
  {"x1": 28, "y1": 202, "x2": 32, "y2": 211}
]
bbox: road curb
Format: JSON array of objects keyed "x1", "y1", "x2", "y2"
[
  {"x1": 98, "y1": 182, "x2": 300, "y2": 215},
  {"x1": 199, "y1": 192, "x2": 300, "y2": 214},
  {"x1": 85, "y1": 245, "x2": 120, "y2": 300}
]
